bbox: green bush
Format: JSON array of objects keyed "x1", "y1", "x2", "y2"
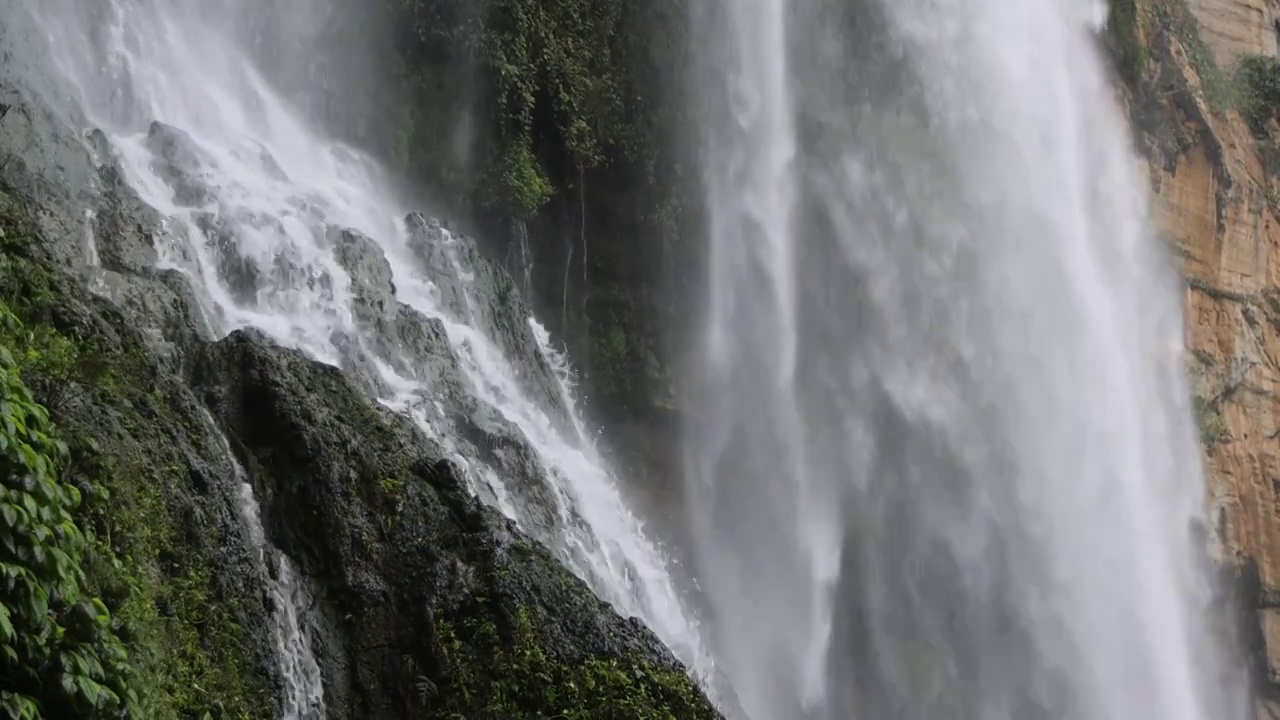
[
  {"x1": 0, "y1": 304, "x2": 134, "y2": 718},
  {"x1": 1194, "y1": 395, "x2": 1229, "y2": 448},
  {"x1": 1105, "y1": 0, "x2": 1146, "y2": 87},
  {"x1": 388, "y1": 0, "x2": 656, "y2": 220},
  {"x1": 1236, "y1": 54, "x2": 1280, "y2": 137}
]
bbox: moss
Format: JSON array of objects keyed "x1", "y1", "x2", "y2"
[
  {"x1": 1152, "y1": 0, "x2": 1234, "y2": 110},
  {"x1": 1194, "y1": 395, "x2": 1229, "y2": 449},
  {"x1": 423, "y1": 606, "x2": 716, "y2": 719},
  {"x1": 0, "y1": 190, "x2": 275, "y2": 719},
  {"x1": 1236, "y1": 54, "x2": 1280, "y2": 138},
  {"x1": 1105, "y1": 0, "x2": 1147, "y2": 88}
]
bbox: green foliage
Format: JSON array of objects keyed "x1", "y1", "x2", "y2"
[
  {"x1": 1236, "y1": 54, "x2": 1280, "y2": 137},
  {"x1": 424, "y1": 606, "x2": 717, "y2": 719},
  {"x1": 0, "y1": 304, "x2": 134, "y2": 719},
  {"x1": 486, "y1": 137, "x2": 555, "y2": 218},
  {"x1": 1104, "y1": 0, "x2": 1146, "y2": 87},
  {"x1": 389, "y1": 0, "x2": 664, "y2": 220},
  {"x1": 379, "y1": 476, "x2": 406, "y2": 495},
  {"x1": 1194, "y1": 395, "x2": 1228, "y2": 449},
  {"x1": 1153, "y1": 0, "x2": 1234, "y2": 110},
  {"x1": 482, "y1": 0, "x2": 626, "y2": 164}
]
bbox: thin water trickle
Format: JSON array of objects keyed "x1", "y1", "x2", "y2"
[
  {"x1": 199, "y1": 403, "x2": 326, "y2": 719},
  {"x1": 686, "y1": 1, "x2": 1246, "y2": 719},
  {"x1": 233, "y1": 479, "x2": 326, "y2": 720}
]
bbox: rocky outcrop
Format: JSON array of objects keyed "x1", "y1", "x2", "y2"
[{"x1": 192, "y1": 328, "x2": 715, "y2": 718}]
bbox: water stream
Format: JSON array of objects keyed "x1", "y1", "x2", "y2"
[
  {"x1": 233, "y1": 480, "x2": 326, "y2": 720},
  {"x1": 685, "y1": 1, "x2": 1245, "y2": 719}
]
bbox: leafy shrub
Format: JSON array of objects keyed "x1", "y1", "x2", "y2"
[
  {"x1": 1194, "y1": 395, "x2": 1228, "y2": 449},
  {"x1": 1104, "y1": 0, "x2": 1146, "y2": 87},
  {"x1": 1237, "y1": 54, "x2": 1280, "y2": 137},
  {"x1": 0, "y1": 304, "x2": 134, "y2": 718}
]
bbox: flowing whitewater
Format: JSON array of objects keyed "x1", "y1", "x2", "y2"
[
  {"x1": 2, "y1": 0, "x2": 711, "y2": 706},
  {"x1": 685, "y1": 1, "x2": 1246, "y2": 719},
  {"x1": 234, "y1": 478, "x2": 325, "y2": 720}
]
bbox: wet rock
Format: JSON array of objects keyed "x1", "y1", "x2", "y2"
[
  {"x1": 403, "y1": 211, "x2": 573, "y2": 435},
  {"x1": 328, "y1": 224, "x2": 395, "y2": 323},
  {"x1": 93, "y1": 162, "x2": 163, "y2": 272},
  {"x1": 146, "y1": 120, "x2": 215, "y2": 207},
  {"x1": 194, "y1": 211, "x2": 263, "y2": 305},
  {"x1": 0, "y1": 254, "x2": 280, "y2": 716},
  {"x1": 88, "y1": 265, "x2": 215, "y2": 367},
  {"x1": 193, "y1": 329, "x2": 720, "y2": 720},
  {"x1": 328, "y1": 329, "x2": 391, "y2": 398}
]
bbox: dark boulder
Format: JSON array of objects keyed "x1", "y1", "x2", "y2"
[{"x1": 192, "y1": 328, "x2": 721, "y2": 719}]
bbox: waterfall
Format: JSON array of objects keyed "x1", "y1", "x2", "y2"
[
  {"x1": 233, "y1": 482, "x2": 325, "y2": 720},
  {"x1": 685, "y1": 1, "x2": 1247, "y2": 719},
  {"x1": 4, "y1": 0, "x2": 712, "y2": 707}
]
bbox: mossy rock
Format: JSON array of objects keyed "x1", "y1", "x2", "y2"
[
  {"x1": 0, "y1": 195, "x2": 278, "y2": 719},
  {"x1": 192, "y1": 328, "x2": 720, "y2": 719}
]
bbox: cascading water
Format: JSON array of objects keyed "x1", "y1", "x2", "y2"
[
  {"x1": 233, "y1": 474, "x2": 326, "y2": 720},
  {"x1": 3, "y1": 0, "x2": 711, "y2": 704},
  {"x1": 686, "y1": 1, "x2": 1247, "y2": 719}
]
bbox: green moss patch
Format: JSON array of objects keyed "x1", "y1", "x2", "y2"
[
  {"x1": 1105, "y1": 0, "x2": 1147, "y2": 88},
  {"x1": 423, "y1": 606, "x2": 717, "y2": 719},
  {"x1": 1236, "y1": 54, "x2": 1280, "y2": 137}
]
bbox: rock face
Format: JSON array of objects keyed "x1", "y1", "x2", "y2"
[
  {"x1": 191, "y1": 329, "x2": 713, "y2": 718},
  {"x1": 1187, "y1": 0, "x2": 1280, "y2": 64},
  {"x1": 1121, "y1": 0, "x2": 1280, "y2": 715}
]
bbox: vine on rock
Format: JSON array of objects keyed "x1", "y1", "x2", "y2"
[{"x1": 0, "y1": 304, "x2": 134, "y2": 719}]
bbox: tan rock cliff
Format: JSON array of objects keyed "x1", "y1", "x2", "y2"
[
  {"x1": 1126, "y1": 0, "x2": 1280, "y2": 713},
  {"x1": 1187, "y1": 0, "x2": 1279, "y2": 62}
]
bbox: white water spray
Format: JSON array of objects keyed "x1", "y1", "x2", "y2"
[
  {"x1": 687, "y1": 1, "x2": 1245, "y2": 719},
  {"x1": 9, "y1": 0, "x2": 711, "y2": 703}
]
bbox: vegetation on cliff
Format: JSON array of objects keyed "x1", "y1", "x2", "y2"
[
  {"x1": 1236, "y1": 55, "x2": 1280, "y2": 138},
  {"x1": 0, "y1": 301, "x2": 132, "y2": 719},
  {"x1": 371, "y1": 0, "x2": 691, "y2": 428},
  {"x1": 1105, "y1": 0, "x2": 1280, "y2": 127},
  {"x1": 0, "y1": 189, "x2": 277, "y2": 719},
  {"x1": 426, "y1": 606, "x2": 715, "y2": 719}
]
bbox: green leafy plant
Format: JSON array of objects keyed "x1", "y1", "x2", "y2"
[
  {"x1": 1194, "y1": 395, "x2": 1228, "y2": 449},
  {"x1": 0, "y1": 198, "x2": 274, "y2": 718},
  {"x1": 1236, "y1": 54, "x2": 1280, "y2": 137},
  {"x1": 488, "y1": 137, "x2": 556, "y2": 218},
  {"x1": 1104, "y1": 0, "x2": 1146, "y2": 87},
  {"x1": 0, "y1": 304, "x2": 134, "y2": 718}
]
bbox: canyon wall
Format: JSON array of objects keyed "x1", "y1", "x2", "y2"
[{"x1": 1124, "y1": 0, "x2": 1280, "y2": 714}]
